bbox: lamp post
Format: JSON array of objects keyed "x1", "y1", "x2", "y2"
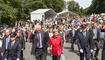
[
  {"x1": 65, "y1": 0, "x2": 71, "y2": 12},
  {"x1": 0, "y1": 11, "x2": 2, "y2": 24},
  {"x1": 0, "y1": 16, "x2": 1, "y2": 24},
  {"x1": 21, "y1": 0, "x2": 25, "y2": 21},
  {"x1": 22, "y1": 0, "x2": 25, "y2": 11}
]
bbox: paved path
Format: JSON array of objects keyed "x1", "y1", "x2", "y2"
[{"x1": 23, "y1": 42, "x2": 102, "y2": 60}]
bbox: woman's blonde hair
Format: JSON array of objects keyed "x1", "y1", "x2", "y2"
[
  {"x1": 58, "y1": 25, "x2": 63, "y2": 32},
  {"x1": 53, "y1": 29, "x2": 58, "y2": 34}
]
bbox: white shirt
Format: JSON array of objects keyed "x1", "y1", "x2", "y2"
[
  {"x1": 49, "y1": 33, "x2": 53, "y2": 38},
  {"x1": 0, "y1": 37, "x2": 3, "y2": 48},
  {"x1": 11, "y1": 41, "x2": 15, "y2": 46},
  {"x1": 93, "y1": 28, "x2": 97, "y2": 39}
]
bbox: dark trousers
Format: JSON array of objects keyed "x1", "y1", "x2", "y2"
[
  {"x1": 0, "y1": 53, "x2": 4, "y2": 60},
  {"x1": 20, "y1": 50, "x2": 23, "y2": 60},
  {"x1": 7, "y1": 57, "x2": 17, "y2": 60},
  {"x1": 53, "y1": 56, "x2": 61, "y2": 60},
  {"x1": 80, "y1": 50, "x2": 90, "y2": 60},
  {"x1": 94, "y1": 40, "x2": 100, "y2": 57},
  {"x1": 102, "y1": 50, "x2": 105, "y2": 60},
  {"x1": 0, "y1": 48, "x2": 4, "y2": 60},
  {"x1": 71, "y1": 38, "x2": 76, "y2": 50},
  {"x1": 35, "y1": 48, "x2": 46, "y2": 60}
]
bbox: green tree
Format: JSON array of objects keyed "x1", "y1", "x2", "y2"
[
  {"x1": 0, "y1": 0, "x2": 4, "y2": 3},
  {"x1": 25, "y1": 1, "x2": 47, "y2": 11},
  {"x1": 0, "y1": 3, "x2": 18, "y2": 25},
  {"x1": 0, "y1": 0, "x2": 65, "y2": 25},
  {"x1": 43, "y1": 0, "x2": 53, "y2": 8},
  {"x1": 43, "y1": 0, "x2": 65, "y2": 12},
  {"x1": 68, "y1": 1, "x2": 84, "y2": 16},
  {"x1": 68, "y1": 1, "x2": 79, "y2": 12},
  {"x1": 24, "y1": 1, "x2": 47, "y2": 17},
  {"x1": 86, "y1": 0, "x2": 105, "y2": 14}
]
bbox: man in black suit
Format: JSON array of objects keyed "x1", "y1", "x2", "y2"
[
  {"x1": 1, "y1": 29, "x2": 11, "y2": 57},
  {"x1": 31, "y1": 24, "x2": 49, "y2": 60},
  {"x1": 16, "y1": 31, "x2": 25, "y2": 60},
  {"x1": 90, "y1": 23, "x2": 100, "y2": 60},
  {"x1": 77, "y1": 24, "x2": 93, "y2": 60},
  {"x1": 5, "y1": 33, "x2": 21, "y2": 60}
]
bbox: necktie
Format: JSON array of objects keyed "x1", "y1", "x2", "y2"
[
  {"x1": 6, "y1": 36, "x2": 10, "y2": 49},
  {"x1": 83, "y1": 32, "x2": 86, "y2": 37},
  {"x1": 37, "y1": 32, "x2": 40, "y2": 47},
  {"x1": 11, "y1": 42, "x2": 14, "y2": 47},
  {"x1": 6, "y1": 38, "x2": 8, "y2": 49}
]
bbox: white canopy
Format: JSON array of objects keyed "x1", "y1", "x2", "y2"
[
  {"x1": 30, "y1": 9, "x2": 56, "y2": 22},
  {"x1": 57, "y1": 11, "x2": 69, "y2": 15},
  {"x1": 57, "y1": 11, "x2": 78, "y2": 16},
  {"x1": 101, "y1": 13, "x2": 105, "y2": 16}
]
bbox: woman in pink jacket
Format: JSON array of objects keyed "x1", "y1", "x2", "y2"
[{"x1": 49, "y1": 29, "x2": 63, "y2": 60}]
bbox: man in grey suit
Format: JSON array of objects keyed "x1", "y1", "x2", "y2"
[
  {"x1": 5, "y1": 33, "x2": 21, "y2": 60},
  {"x1": 1, "y1": 29, "x2": 11, "y2": 57},
  {"x1": 90, "y1": 23, "x2": 100, "y2": 60},
  {"x1": 77, "y1": 24, "x2": 93, "y2": 60},
  {"x1": 70, "y1": 26, "x2": 78, "y2": 51},
  {"x1": 31, "y1": 24, "x2": 49, "y2": 60}
]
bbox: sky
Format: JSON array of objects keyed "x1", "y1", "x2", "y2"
[
  {"x1": 65, "y1": 0, "x2": 93, "y2": 9},
  {"x1": 74, "y1": 0, "x2": 93, "y2": 9}
]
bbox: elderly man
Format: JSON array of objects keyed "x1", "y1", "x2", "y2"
[
  {"x1": 5, "y1": 33, "x2": 21, "y2": 60},
  {"x1": 1, "y1": 29, "x2": 11, "y2": 57},
  {"x1": 31, "y1": 24, "x2": 49, "y2": 60}
]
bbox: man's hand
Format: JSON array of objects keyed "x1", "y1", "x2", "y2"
[
  {"x1": 5, "y1": 58, "x2": 7, "y2": 60},
  {"x1": 22, "y1": 48, "x2": 24, "y2": 51},
  {"x1": 1, "y1": 53, "x2": 4, "y2": 56},
  {"x1": 69, "y1": 39, "x2": 71, "y2": 41},
  {"x1": 47, "y1": 47, "x2": 52, "y2": 50},
  {"x1": 91, "y1": 49, "x2": 93, "y2": 53},
  {"x1": 17, "y1": 58, "x2": 20, "y2": 60},
  {"x1": 64, "y1": 42, "x2": 66, "y2": 45},
  {"x1": 80, "y1": 49, "x2": 83, "y2": 53}
]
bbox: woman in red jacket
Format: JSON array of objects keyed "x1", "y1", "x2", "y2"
[{"x1": 49, "y1": 29, "x2": 63, "y2": 60}]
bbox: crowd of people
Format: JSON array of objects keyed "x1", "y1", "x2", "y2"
[{"x1": 0, "y1": 14, "x2": 104, "y2": 60}]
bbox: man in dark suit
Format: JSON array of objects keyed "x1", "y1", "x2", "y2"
[
  {"x1": 16, "y1": 31, "x2": 25, "y2": 60},
  {"x1": 77, "y1": 24, "x2": 93, "y2": 60},
  {"x1": 90, "y1": 23, "x2": 100, "y2": 60},
  {"x1": 0, "y1": 32, "x2": 3, "y2": 60},
  {"x1": 102, "y1": 38, "x2": 105, "y2": 60},
  {"x1": 1, "y1": 29, "x2": 11, "y2": 57},
  {"x1": 31, "y1": 24, "x2": 49, "y2": 60},
  {"x1": 70, "y1": 26, "x2": 78, "y2": 51},
  {"x1": 5, "y1": 33, "x2": 21, "y2": 60}
]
